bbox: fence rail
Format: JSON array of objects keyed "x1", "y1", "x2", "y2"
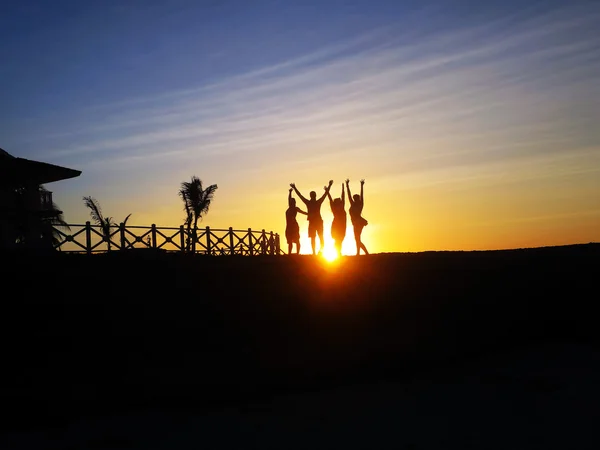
[{"x1": 52, "y1": 222, "x2": 282, "y2": 255}]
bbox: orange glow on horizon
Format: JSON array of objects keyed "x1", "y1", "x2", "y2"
[
  {"x1": 322, "y1": 246, "x2": 339, "y2": 262},
  {"x1": 21, "y1": 3, "x2": 600, "y2": 255},
  {"x1": 51, "y1": 146, "x2": 600, "y2": 254}
]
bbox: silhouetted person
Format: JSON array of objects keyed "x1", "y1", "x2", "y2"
[
  {"x1": 285, "y1": 188, "x2": 307, "y2": 254},
  {"x1": 326, "y1": 182, "x2": 347, "y2": 257},
  {"x1": 346, "y1": 178, "x2": 369, "y2": 255},
  {"x1": 291, "y1": 180, "x2": 333, "y2": 255}
]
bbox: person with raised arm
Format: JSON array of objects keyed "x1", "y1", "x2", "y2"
[
  {"x1": 326, "y1": 182, "x2": 347, "y2": 257},
  {"x1": 346, "y1": 178, "x2": 369, "y2": 255},
  {"x1": 290, "y1": 180, "x2": 334, "y2": 255},
  {"x1": 285, "y1": 187, "x2": 307, "y2": 255}
]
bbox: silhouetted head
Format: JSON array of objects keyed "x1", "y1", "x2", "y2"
[
  {"x1": 290, "y1": 198, "x2": 296, "y2": 207},
  {"x1": 353, "y1": 194, "x2": 360, "y2": 203},
  {"x1": 333, "y1": 198, "x2": 341, "y2": 207},
  {"x1": 310, "y1": 191, "x2": 317, "y2": 200}
]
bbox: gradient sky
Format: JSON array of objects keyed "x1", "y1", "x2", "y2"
[{"x1": 2, "y1": 0, "x2": 599, "y2": 253}]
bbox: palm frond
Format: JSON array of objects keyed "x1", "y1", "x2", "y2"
[
  {"x1": 83, "y1": 196, "x2": 104, "y2": 226},
  {"x1": 43, "y1": 200, "x2": 70, "y2": 231},
  {"x1": 178, "y1": 185, "x2": 189, "y2": 203},
  {"x1": 179, "y1": 176, "x2": 217, "y2": 235},
  {"x1": 47, "y1": 212, "x2": 70, "y2": 231},
  {"x1": 123, "y1": 213, "x2": 132, "y2": 226},
  {"x1": 99, "y1": 216, "x2": 114, "y2": 240},
  {"x1": 179, "y1": 190, "x2": 191, "y2": 224},
  {"x1": 36, "y1": 185, "x2": 69, "y2": 231},
  {"x1": 179, "y1": 180, "x2": 196, "y2": 225},
  {"x1": 54, "y1": 211, "x2": 70, "y2": 231},
  {"x1": 181, "y1": 177, "x2": 202, "y2": 205},
  {"x1": 197, "y1": 183, "x2": 218, "y2": 221}
]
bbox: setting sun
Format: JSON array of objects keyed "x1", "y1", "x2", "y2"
[{"x1": 322, "y1": 247, "x2": 339, "y2": 262}]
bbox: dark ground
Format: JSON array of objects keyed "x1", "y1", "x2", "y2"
[{"x1": 0, "y1": 244, "x2": 598, "y2": 448}]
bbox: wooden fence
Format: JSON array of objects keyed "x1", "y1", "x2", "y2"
[{"x1": 52, "y1": 222, "x2": 282, "y2": 255}]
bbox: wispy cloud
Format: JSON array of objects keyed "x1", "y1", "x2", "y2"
[{"x1": 35, "y1": 2, "x2": 599, "y2": 185}]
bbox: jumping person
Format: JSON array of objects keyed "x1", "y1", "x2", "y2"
[
  {"x1": 346, "y1": 178, "x2": 369, "y2": 255},
  {"x1": 290, "y1": 180, "x2": 333, "y2": 255},
  {"x1": 285, "y1": 188, "x2": 307, "y2": 254},
  {"x1": 326, "y1": 182, "x2": 347, "y2": 257}
]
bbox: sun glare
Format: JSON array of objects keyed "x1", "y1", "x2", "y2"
[{"x1": 322, "y1": 247, "x2": 339, "y2": 262}]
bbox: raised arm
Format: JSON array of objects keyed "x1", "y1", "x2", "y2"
[
  {"x1": 326, "y1": 188, "x2": 333, "y2": 203},
  {"x1": 288, "y1": 188, "x2": 293, "y2": 208},
  {"x1": 360, "y1": 179, "x2": 365, "y2": 203},
  {"x1": 325, "y1": 187, "x2": 334, "y2": 210},
  {"x1": 345, "y1": 179, "x2": 354, "y2": 205},
  {"x1": 341, "y1": 183, "x2": 345, "y2": 208},
  {"x1": 290, "y1": 183, "x2": 309, "y2": 205},
  {"x1": 317, "y1": 180, "x2": 334, "y2": 204}
]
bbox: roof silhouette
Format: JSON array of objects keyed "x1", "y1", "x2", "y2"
[{"x1": 0, "y1": 148, "x2": 81, "y2": 186}]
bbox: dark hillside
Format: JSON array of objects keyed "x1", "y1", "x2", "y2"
[{"x1": 1, "y1": 244, "x2": 598, "y2": 430}]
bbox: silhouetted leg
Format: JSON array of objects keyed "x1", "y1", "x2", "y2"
[
  {"x1": 297, "y1": 241, "x2": 301, "y2": 254},
  {"x1": 355, "y1": 225, "x2": 368, "y2": 255},
  {"x1": 311, "y1": 237, "x2": 316, "y2": 255},
  {"x1": 317, "y1": 224, "x2": 324, "y2": 255},
  {"x1": 335, "y1": 239, "x2": 342, "y2": 256}
]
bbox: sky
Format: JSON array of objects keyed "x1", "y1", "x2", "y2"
[{"x1": 2, "y1": 0, "x2": 599, "y2": 254}]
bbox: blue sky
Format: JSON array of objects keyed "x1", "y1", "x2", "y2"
[
  {"x1": 1, "y1": 0, "x2": 599, "y2": 252},
  {"x1": 3, "y1": 0, "x2": 590, "y2": 149}
]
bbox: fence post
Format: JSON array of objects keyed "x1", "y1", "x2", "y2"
[
  {"x1": 192, "y1": 226, "x2": 197, "y2": 253},
  {"x1": 261, "y1": 229, "x2": 266, "y2": 255},
  {"x1": 85, "y1": 221, "x2": 92, "y2": 255},
  {"x1": 206, "y1": 226, "x2": 212, "y2": 255},
  {"x1": 248, "y1": 228, "x2": 253, "y2": 256},
  {"x1": 269, "y1": 231, "x2": 274, "y2": 255},
  {"x1": 275, "y1": 233, "x2": 281, "y2": 255},
  {"x1": 179, "y1": 225, "x2": 185, "y2": 253},
  {"x1": 151, "y1": 224, "x2": 157, "y2": 249},
  {"x1": 119, "y1": 223, "x2": 126, "y2": 250},
  {"x1": 229, "y1": 227, "x2": 234, "y2": 255}
]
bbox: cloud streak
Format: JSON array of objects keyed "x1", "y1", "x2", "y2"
[{"x1": 30, "y1": 2, "x2": 599, "y2": 193}]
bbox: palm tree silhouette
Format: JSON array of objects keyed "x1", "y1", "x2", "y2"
[
  {"x1": 83, "y1": 196, "x2": 131, "y2": 251},
  {"x1": 178, "y1": 176, "x2": 218, "y2": 252},
  {"x1": 40, "y1": 186, "x2": 70, "y2": 249},
  {"x1": 13, "y1": 185, "x2": 70, "y2": 249}
]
